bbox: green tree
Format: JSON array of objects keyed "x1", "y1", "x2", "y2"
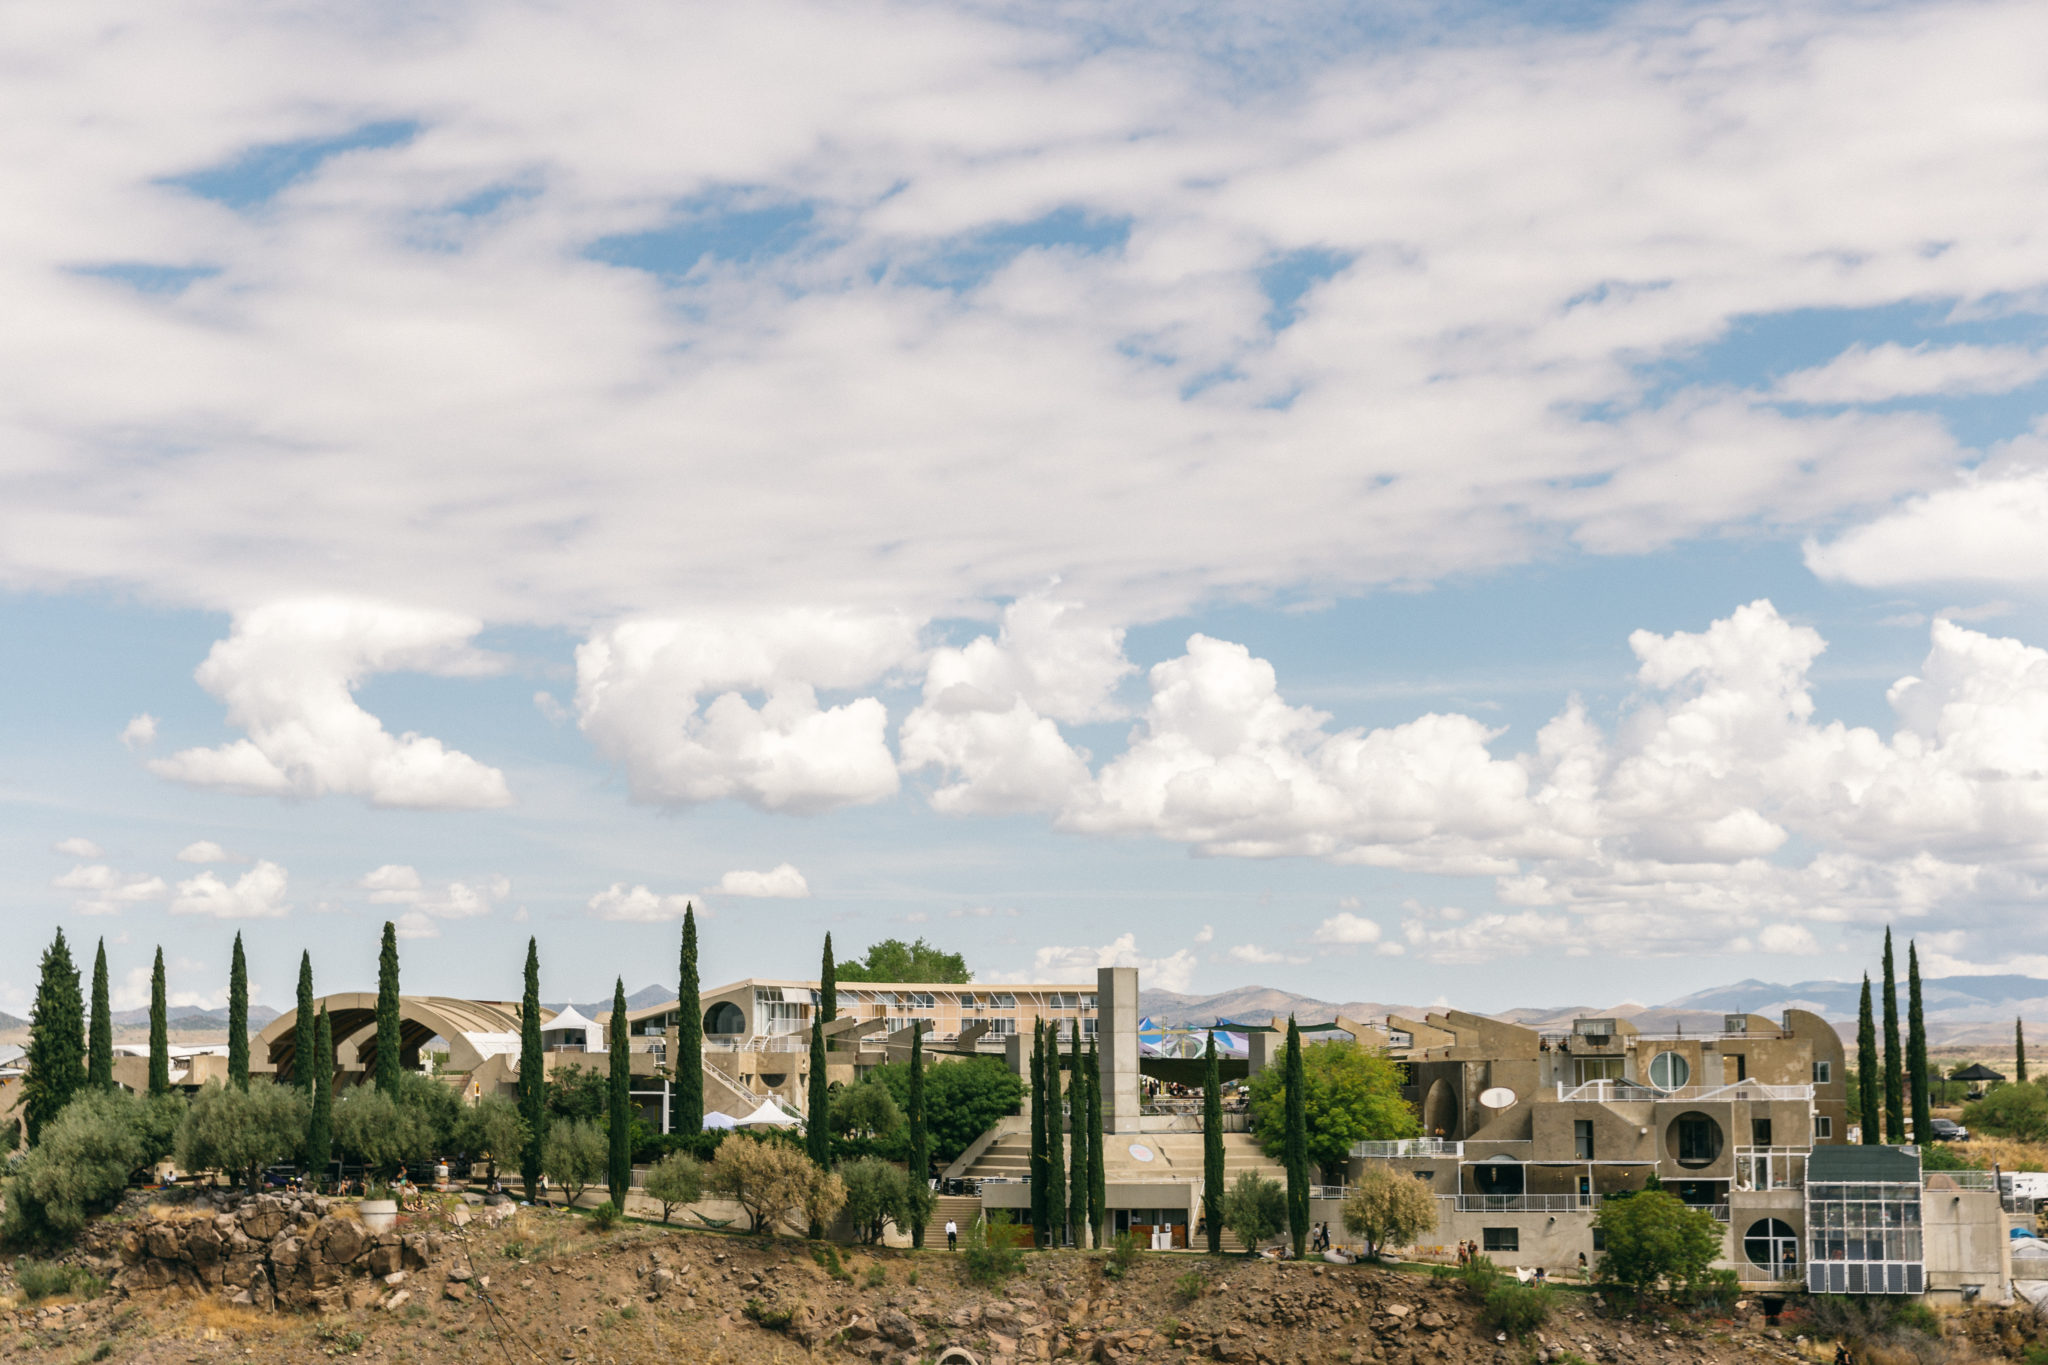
[
  {"x1": 137, "y1": 1090, "x2": 185, "y2": 1169},
  {"x1": 907, "y1": 1022, "x2": 930, "y2": 1248},
  {"x1": 1029, "y1": 1021, "x2": 1048, "y2": 1245},
  {"x1": 1222, "y1": 1171, "x2": 1285, "y2": 1256},
  {"x1": 1857, "y1": 974, "x2": 1880, "y2": 1144},
  {"x1": 547, "y1": 1064, "x2": 609, "y2": 1123},
  {"x1": 1907, "y1": 941, "x2": 1930, "y2": 1143},
  {"x1": 1088, "y1": 1034, "x2": 1106, "y2": 1249},
  {"x1": 675, "y1": 907, "x2": 703, "y2": 1136},
  {"x1": 1069, "y1": 1022, "x2": 1089, "y2": 1250},
  {"x1": 643, "y1": 1150, "x2": 705, "y2": 1224},
  {"x1": 543, "y1": 1119, "x2": 607, "y2": 1206},
  {"x1": 1249, "y1": 1038, "x2": 1417, "y2": 1171},
  {"x1": 1203, "y1": 1029, "x2": 1224, "y2": 1255},
  {"x1": 1046, "y1": 1031, "x2": 1067, "y2": 1248},
  {"x1": 305, "y1": 1007, "x2": 334, "y2": 1184},
  {"x1": 834, "y1": 937, "x2": 971, "y2": 984},
  {"x1": 869, "y1": 1054, "x2": 1025, "y2": 1167},
  {"x1": 176, "y1": 1078, "x2": 308, "y2": 1192},
  {"x1": 147, "y1": 947, "x2": 170, "y2": 1097},
  {"x1": 457, "y1": 1092, "x2": 526, "y2": 1183},
  {"x1": 294, "y1": 951, "x2": 316, "y2": 1092},
  {"x1": 1594, "y1": 1189, "x2": 1724, "y2": 1301},
  {"x1": 1963, "y1": 1082, "x2": 2048, "y2": 1142},
  {"x1": 821, "y1": 932, "x2": 837, "y2": 1025},
  {"x1": 1342, "y1": 1166, "x2": 1438, "y2": 1259},
  {"x1": 227, "y1": 932, "x2": 249, "y2": 1090},
  {"x1": 23, "y1": 929, "x2": 85, "y2": 1147},
  {"x1": 1282, "y1": 1017, "x2": 1309, "y2": 1259},
  {"x1": 332, "y1": 1085, "x2": 435, "y2": 1178},
  {"x1": 829, "y1": 1077, "x2": 904, "y2": 1138},
  {"x1": 1, "y1": 1090, "x2": 148, "y2": 1246},
  {"x1": 807, "y1": 1011, "x2": 831, "y2": 1168},
  {"x1": 88, "y1": 939, "x2": 113, "y2": 1092},
  {"x1": 375, "y1": 920, "x2": 402, "y2": 1094},
  {"x1": 839, "y1": 1156, "x2": 910, "y2": 1244},
  {"x1": 607, "y1": 979, "x2": 631, "y2": 1206},
  {"x1": 1882, "y1": 928, "x2": 1904, "y2": 1142},
  {"x1": 519, "y1": 937, "x2": 546, "y2": 1200},
  {"x1": 2021, "y1": 1019, "x2": 2029, "y2": 1085}
]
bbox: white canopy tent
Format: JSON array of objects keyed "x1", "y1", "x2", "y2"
[
  {"x1": 738, "y1": 1099, "x2": 800, "y2": 1129},
  {"x1": 702, "y1": 1112, "x2": 739, "y2": 1131}
]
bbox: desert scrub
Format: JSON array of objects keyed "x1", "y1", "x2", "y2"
[
  {"x1": 1103, "y1": 1231, "x2": 1142, "y2": 1280},
  {"x1": 1173, "y1": 1270, "x2": 1208, "y2": 1304},
  {"x1": 13, "y1": 1260, "x2": 105, "y2": 1303},
  {"x1": 588, "y1": 1201, "x2": 621, "y2": 1232},
  {"x1": 1479, "y1": 1280, "x2": 1551, "y2": 1338},
  {"x1": 744, "y1": 1298, "x2": 795, "y2": 1332},
  {"x1": 865, "y1": 1265, "x2": 887, "y2": 1288},
  {"x1": 961, "y1": 1215, "x2": 1025, "y2": 1287}
]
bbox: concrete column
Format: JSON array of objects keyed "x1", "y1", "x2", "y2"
[
  {"x1": 1005, "y1": 1033, "x2": 1030, "y2": 1111},
  {"x1": 1099, "y1": 966, "x2": 1141, "y2": 1134},
  {"x1": 1247, "y1": 1020, "x2": 1282, "y2": 1076}
]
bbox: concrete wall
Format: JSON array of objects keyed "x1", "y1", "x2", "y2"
[
  {"x1": 1923, "y1": 1189, "x2": 2015, "y2": 1304},
  {"x1": 1099, "y1": 967, "x2": 1140, "y2": 1135}
]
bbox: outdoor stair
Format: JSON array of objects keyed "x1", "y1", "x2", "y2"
[{"x1": 921, "y1": 1195, "x2": 983, "y2": 1248}]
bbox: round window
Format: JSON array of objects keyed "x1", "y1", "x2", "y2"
[
  {"x1": 1744, "y1": 1218, "x2": 1799, "y2": 1277},
  {"x1": 1647, "y1": 1051, "x2": 1691, "y2": 1090},
  {"x1": 704, "y1": 1001, "x2": 746, "y2": 1035}
]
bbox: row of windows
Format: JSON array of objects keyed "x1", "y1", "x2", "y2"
[
  {"x1": 1576, "y1": 1053, "x2": 1831, "y2": 1089},
  {"x1": 1480, "y1": 1220, "x2": 1805, "y2": 1276}
]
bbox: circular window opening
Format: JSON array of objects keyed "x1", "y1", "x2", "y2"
[
  {"x1": 1744, "y1": 1218, "x2": 1798, "y2": 1278},
  {"x1": 759, "y1": 1073, "x2": 787, "y2": 1089},
  {"x1": 1667, "y1": 1111, "x2": 1724, "y2": 1168},
  {"x1": 1647, "y1": 1050, "x2": 1691, "y2": 1091},
  {"x1": 704, "y1": 1001, "x2": 746, "y2": 1035}
]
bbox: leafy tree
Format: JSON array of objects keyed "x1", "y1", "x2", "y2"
[
  {"x1": 1203, "y1": 1030, "x2": 1223, "y2": 1256},
  {"x1": 1249, "y1": 1038, "x2": 1418, "y2": 1171},
  {"x1": 608, "y1": 979, "x2": 631, "y2": 1206},
  {"x1": 136, "y1": 1090, "x2": 185, "y2": 1168},
  {"x1": 1594, "y1": 1189, "x2": 1724, "y2": 1301},
  {"x1": 839, "y1": 1157, "x2": 910, "y2": 1244},
  {"x1": 830, "y1": 1077, "x2": 904, "y2": 1139},
  {"x1": 305, "y1": 1007, "x2": 333, "y2": 1183},
  {"x1": 1088, "y1": 1034, "x2": 1106, "y2": 1248},
  {"x1": 1069, "y1": 1023, "x2": 1089, "y2": 1250},
  {"x1": 675, "y1": 908, "x2": 702, "y2": 1136},
  {"x1": 906, "y1": 1023, "x2": 932, "y2": 1247},
  {"x1": 642, "y1": 1150, "x2": 705, "y2": 1224},
  {"x1": 807, "y1": 1011, "x2": 831, "y2": 1168},
  {"x1": 548, "y1": 1063, "x2": 609, "y2": 1123},
  {"x1": 294, "y1": 951, "x2": 316, "y2": 1092},
  {"x1": 1963, "y1": 1081, "x2": 2048, "y2": 1142},
  {"x1": 1882, "y1": 929, "x2": 1903, "y2": 1142},
  {"x1": 834, "y1": 938, "x2": 970, "y2": 984},
  {"x1": 869, "y1": 1054, "x2": 1024, "y2": 1167},
  {"x1": 375, "y1": 920, "x2": 402, "y2": 1094},
  {"x1": 24, "y1": 929, "x2": 85, "y2": 1147},
  {"x1": 519, "y1": 937, "x2": 545, "y2": 1200},
  {"x1": 88, "y1": 940, "x2": 113, "y2": 1092},
  {"x1": 1907, "y1": 941, "x2": 1930, "y2": 1142},
  {"x1": 227, "y1": 933, "x2": 249, "y2": 1090},
  {"x1": 710, "y1": 1136, "x2": 841, "y2": 1235},
  {"x1": 457, "y1": 1093, "x2": 526, "y2": 1183},
  {"x1": 1857, "y1": 975, "x2": 1879, "y2": 1144},
  {"x1": 1282, "y1": 1017, "x2": 1309, "y2": 1259},
  {"x1": 333, "y1": 1085, "x2": 436, "y2": 1177},
  {"x1": 176, "y1": 1079, "x2": 307, "y2": 1192},
  {"x1": 1222, "y1": 1171, "x2": 1285, "y2": 1256},
  {"x1": 1342, "y1": 1166, "x2": 1438, "y2": 1258},
  {"x1": 1, "y1": 1090, "x2": 148, "y2": 1246},
  {"x1": 543, "y1": 1119, "x2": 607, "y2": 1206},
  {"x1": 147, "y1": 948, "x2": 170, "y2": 1097}
]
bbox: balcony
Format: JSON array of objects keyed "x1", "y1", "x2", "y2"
[
  {"x1": 1555, "y1": 1080, "x2": 1813, "y2": 1104},
  {"x1": 1448, "y1": 1194, "x2": 1600, "y2": 1213},
  {"x1": 1353, "y1": 1138, "x2": 1464, "y2": 1159}
]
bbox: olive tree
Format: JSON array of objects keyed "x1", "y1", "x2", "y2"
[
  {"x1": 839, "y1": 1157, "x2": 911, "y2": 1244},
  {"x1": 642, "y1": 1151, "x2": 706, "y2": 1224},
  {"x1": 1222, "y1": 1171, "x2": 1287, "y2": 1256},
  {"x1": 456, "y1": 1093, "x2": 527, "y2": 1183},
  {"x1": 1, "y1": 1090, "x2": 147, "y2": 1246},
  {"x1": 175, "y1": 1079, "x2": 308, "y2": 1192},
  {"x1": 333, "y1": 1085, "x2": 437, "y2": 1179},
  {"x1": 543, "y1": 1119, "x2": 607, "y2": 1207},
  {"x1": 1341, "y1": 1165, "x2": 1439, "y2": 1259},
  {"x1": 710, "y1": 1137, "x2": 841, "y2": 1236}
]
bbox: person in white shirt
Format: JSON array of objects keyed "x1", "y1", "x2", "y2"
[{"x1": 946, "y1": 1218, "x2": 958, "y2": 1250}]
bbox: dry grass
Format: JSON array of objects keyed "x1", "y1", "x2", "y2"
[
  {"x1": 1952, "y1": 1137, "x2": 2048, "y2": 1172},
  {"x1": 146, "y1": 1202, "x2": 219, "y2": 1223},
  {"x1": 187, "y1": 1299, "x2": 290, "y2": 1338}
]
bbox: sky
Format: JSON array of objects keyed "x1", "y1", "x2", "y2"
[{"x1": 7, "y1": 0, "x2": 2048, "y2": 1019}]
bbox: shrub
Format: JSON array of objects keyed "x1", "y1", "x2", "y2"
[
  {"x1": 1687, "y1": 1267, "x2": 1741, "y2": 1311},
  {"x1": 1, "y1": 1090, "x2": 147, "y2": 1247},
  {"x1": 709, "y1": 1138, "x2": 841, "y2": 1236},
  {"x1": 1172, "y1": 1270, "x2": 1208, "y2": 1304},
  {"x1": 743, "y1": 1298, "x2": 794, "y2": 1332},
  {"x1": 1480, "y1": 1280, "x2": 1551, "y2": 1337},
  {"x1": 589, "y1": 1201, "x2": 621, "y2": 1231},
  {"x1": 1341, "y1": 1166, "x2": 1438, "y2": 1258},
  {"x1": 838, "y1": 1157, "x2": 911, "y2": 1245},
  {"x1": 542, "y1": 1120, "x2": 607, "y2": 1206},
  {"x1": 1964, "y1": 1082, "x2": 2048, "y2": 1143},
  {"x1": 15, "y1": 1260, "x2": 105, "y2": 1302},
  {"x1": 1456, "y1": 1253, "x2": 1504, "y2": 1300},
  {"x1": 642, "y1": 1151, "x2": 706, "y2": 1225},
  {"x1": 813, "y1": 1245, "x2": 852, "y2": 1282},
  {"x1": 1221, "y1": 1171, "x2": 1286, "y2": 1255},
  {"x1": 1592, "y1": 1190, "x2": 1723, "y2": 1301},
  {"x1": 830, "y1": 1080, "x2": 905, "y2": 1141},
  {"x1": 865, "y1": 1265, "x2": 887, "y2": 1288},
  {"x1": 332, "y1": 1086, "x2": 436, "y2": 1178},
  {"x1": 961, "y1": 1214, "x2": 1025, "y2": 1287},
  {"x1": 1104, "y1": 1231, "x2": 1142, "y2": 1280}
]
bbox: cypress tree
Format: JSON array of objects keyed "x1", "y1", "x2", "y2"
[
  {"x1": 1046, "y1": 1030, "x2": 1067, "y2": 1248},
  {"x1": 23, "y1": 929, "x2": 84, "y2": 1145},
  {"x1": 1088, "y1": 1034, "x2": 1106, "y2": 1249},
  {"x1": 1283, "y1": 1016, "x2": 1309, "y2": 1259},
  {"x1": 375, "y1": 921, "x2": 402, "y2": 1093},
  {"x1": 807, "y1": 1011, "x2": 831, "y2": 1168},
  {"x1": 674, "y1": 906, "x2": 703, "y2": 1136},
  {"x1": 1029, "y1": 1021, "x2": 1048, "y2": 1245},
  {"x1": 295, "y1": 950, "x2": 316, "y2": 1092},
  {"x1": 2019, "y1": 1019, "x2": 2029, "y2": 1085},
  {"x1": 518, "y1": 937, "x2": 545, "y2": 1201},
  {"x1": 1068, "y1": 1022, "x2": 1089, "y2": 1250},
  {"x1": 608, "y1": 979, "x2": 632, "y2": 1206},
  {"x1": 306, "y1": 1006, "x2": 334, "y2": 1186},
  {"x1": 1203, "y1": 1029, "x2": 1224, "y2": 1255},
  {"x1": 147, "y1": 947, "x2": 170, "y2": 1097},
  {"x1": 1907, "y1": 941, "x2": 1931, "y2": 1144},
  {"x1": 1857, "y1": 974, "x2": 1880, "y2": 1145},
  {"x1": 228, "y1": 932, "x2": 249, "y2": 1090},
  {"x1": 908, "y1": 1022, "x2": 929, "y2": 1248},
  {"x1": 821, "y1": 932, "x2": 837, "y2": 1025},
  {"x1": 1882, "y1": 929, "x2": 1904, "y2": 1142},
  {"x1": 88, "y1": 939, "x2": 113, "y2": 1091}
]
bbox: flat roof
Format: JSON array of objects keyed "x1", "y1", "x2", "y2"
[
  {"x1": 624, "y1": 979, "x2": 1099, "y2": 1022},
  {"x1": 1808, "y1": 1145, "x2": 1922, "y2": 1183}
]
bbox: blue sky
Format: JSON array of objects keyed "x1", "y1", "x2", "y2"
[{"x1": 6, "y1": 0, "x2": 2048, "y2": 1018}]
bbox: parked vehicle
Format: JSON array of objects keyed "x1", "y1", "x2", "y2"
[{"x1": 1928, "y1": 1117, "x2": 1969, "y2": 1142}]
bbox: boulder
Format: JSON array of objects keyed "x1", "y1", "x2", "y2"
[
  {"x1": 877, "y1": 1308, "x2": 922, "y2": 1349},
  {"x1": 314, "y1": 1216, "x2": 370, "y2": 1266},
  {"x1": 240, "y1": 1198, "x2": 290, "y2": 1243},
  {"x1": 367, "y1": 1244, "x2": 403, "y2": 1278},
  {"x1": 143, "y1": 1223, "x2": 183, "y2": 1261}
]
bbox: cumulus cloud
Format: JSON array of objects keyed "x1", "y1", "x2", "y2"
[
  {"x1": 1227, "y1": 943, "x2": 1308, "y2": 966},
  {"x1": 149, "y1": 600, "x2": 511, "y2": 810},
  {"x1": 575, "y1": 611, "x2": 914, "y2": 813},
  {"x1": 110, "y1": 964, "x2": 225, "y2": 1013},
  {"x1": 587, "y1": 884, "x2": 698, "y2": 922},
  {"x1": 120, "y1": 714, "x2": 157, "y2": 749},
  {"x1": 1757, "y1": 924, "x2": 1821, "y2": 955},
  {"x1": 713, "y1": 864, "x2": 810, "y2": 899},
  {"x1": 175, "y1": 840, "x2": 241, "y2": 864},
  {"x1": 986, "y1": 933, "x2": 1197, "y2": 993},
  {"x1": 1773, "y1": 344, "x2": 2048, "y2": 405},
  {"x1": 1193, "y1": 924, "x2": 1214, "y2": 944},
  {"x1": 1311, "y1": 912, "x2": 1382, "y2": 946},
  {"x1": 359, "y1": 864, "x2": 507, "y2": 921},
  {"x1": 170, "y1": 861, "x2": 291, "y2": 919},
  {"x1": 52, "y1": 864, "x2": 168, "y2": 916},
  {"x1": 53, "y1": 836, "x2": 103, "y2": 858},
  {"x1": 1808, "y1": 461, "x2": 2048, "y2": 589}
]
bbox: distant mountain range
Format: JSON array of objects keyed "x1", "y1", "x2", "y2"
[
  {"x1": 544, "y1": 985, "x2": 674, "y2": 1018},
  {"x1": 0, "y1": 1011, "x2": 24, "y2": 1031},
  {"x1": 104, "y1": 1004, "x2": 283, "y2": 1031}
]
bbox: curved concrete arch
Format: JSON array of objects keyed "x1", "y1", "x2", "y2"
[
  {"x1": 255, "y1": 993, "x2": 526, "y2": 1084},
  {"x1": 1421, "y1": 1077, "x2": 1459, "y2": 1138}
]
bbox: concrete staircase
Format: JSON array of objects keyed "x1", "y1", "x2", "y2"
[{"x1": 921, "y1": 1195, "x2": 983, "y2": 1248}]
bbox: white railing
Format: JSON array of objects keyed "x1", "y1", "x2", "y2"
[
  {"x1": 1311, "y1": 1185, "x2": 1348, "y2": 1200},
  {"x1": 1735, "y1": 1146, "x2": 1809, "y2": 1191},
  {"x1": 1354, "y1": 1138, "x2": 1463, "y2": 1159},
  {"x1": 1555, "y1": 1080, "x2": 1813, "y2": 1104},
  {"x1": 703, "y1": 1036, "x2": 810, "y2": 1053},
  {"x1": 1449, "y1": 1194, "x2": 1600, "y2": 1213}
]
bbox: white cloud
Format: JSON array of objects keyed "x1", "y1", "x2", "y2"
[
  {"x1": 120, "y1": 713, "x2": 157, "y2": 749},
  {"x1": 1193, "y1": 924, "x2": 1214, "y2": 944},
  {"x1": 110, "y1": 963, "x2": 227, "y2": 1013},
  {"x1": 393, "y1": 910, "x2": 441, "y2": 940},
  {"x1": 1401, "y1": 909, "x2": 1576, "y2": 965},
  {"x1": 533, "y1": 691, "x2": 568, "y2": 724},
  {"x1": 575, "y1": 611, "x2": 914, "y2": 813},
  {"x1": 175, "y1": 840, "x2": 240, "y2": 864},
  {"x1": 948, "y1": 905, "x2": 1019, "y2": 919},
  {"x1": 1774, "y1": 344, "x2": 2048, "y2": 405},
  {"x1": 713, "y1": 864, "x2": 810, "y2": 899},
  {"x1": 360, "y1": 864, "x2": 425, "y2": 903},
  {"x1": 1310, "y1": 912, "x2": 1382, "y2": 946},
  {"x1": 986, "y1": 933, "x2": 1198, "y2": 993},
  {"x1": 1808, "y1": 461, "x2": 2048, "y2": 589},
  {"x1": 170, "y1": 860, "x2": 291, "y2": 919},
  {"x1": 1757, "y1": 924, "x2": 1821, "y2": 955},
  {"x1": 1227, "y1": 944, "x2": 1308, "y2": 967},
  {"x1": 52, "y1": 864, "x2": 168, "y2": 916},
  {"x1": 148, "y1": 600, "x2": 511, "y2": 810},
  {"x1": 586, "y1": 883, "x2": 697, "y2": 922},
  {"x1": 359, "y1": 864, "x2": 506, "y2": 921},
  {"x1": 53, "y1": 836, "x2": 103, "y2": 858}
]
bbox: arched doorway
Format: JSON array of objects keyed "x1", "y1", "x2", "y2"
[
  {"x1": 1422, "y1": 1078, "x2": 1459, "y2": 1138},
  {"x1": 1744, "y1": 1218, "x2": 1799, "y2": 1280}
]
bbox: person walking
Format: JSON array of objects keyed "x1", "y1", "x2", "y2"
[{"x1": 946, "y1": 1217, "x2": 959, "y2": 1251}]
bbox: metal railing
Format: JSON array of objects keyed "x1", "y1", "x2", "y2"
[
  {"x1": 1354, "y1": 1138, "x2": 1463, "y2": 1159},
  {"x1": 1929, "y1": 1170, "x2": 1996, "y2": 1190},
  {"x1": 1448, "y1": 1194, "x2": 1601, "y2": 1213},
  {"x1": 1311, "y1": 1185, "x2": 1349, "y2": 1200},
  {"x1": 1555, "y1": 1080, "x2": 1812, "y2": 1104},
  {"x1": 703, "y1": 1036, "x2": 810, "y2": 1053},
  {"x1": 1735, "y1": 1146, "x2": 1809, "y2": 1191}
]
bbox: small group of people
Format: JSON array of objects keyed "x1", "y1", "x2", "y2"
[{"x1": 1310, "y1": 1222, "x2": 1333, "y2": 1253}]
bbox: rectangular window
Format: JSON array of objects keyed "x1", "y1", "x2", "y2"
[
  {"x1": 1592, "y1": 1227, "x2": 1606, "y2": 1251},
  {"x1": 991, "y1": 993, "x2": 1017, "y2": 1009},
  {"x1": 1574, "y1": 1120, "x2": 1595, "y2": 1160},
  {"x1": 1752, "y1": 1118, "x2": 1773, "y2": 1147},
  {"x1": 1815, "y1": 1115, "x2": 1833, "y2": 1139},
  {"x1": 1677, "y1": 1117, "x2": 1717, "y2": 1163},
  {"x1": 1724, "y1": 1053, "x2": 1746, "y2": 1083},
  {"x1": 1813, "y1": 1061, "x2": 1832, "y2": 1084},
  {"x1": 1574, "y1": 1058, "x2": 1623, "y2": 1084},
  {"x1": 1483, "y1": 1228, "x2": 1518, "y2": 1253},
  {"x1": 985, "y1": 1018, "x2": 1016, "y2": 1036}
]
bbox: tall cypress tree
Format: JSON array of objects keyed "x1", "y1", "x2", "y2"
[
  {"x1": 1203, "y1": 1029, "x2": 1224, "y2": 1255},
  {"x1": 1068, "y1": 1022, "x2": 1089, "y2": 1250},
  {"x1": 1907, "y1": 941, "x2": 1931, "y2": 1144},
  {"x1": 1029, "y1": 1021, "x2": 1048, "y2": 1245},
  {"x1": 227, "y1": 932, "x2": 249, "y2": 1090},
  {"x1": 519, "y1": 937, "x2": 546, "y2": 1200},
  {"x1": 2019, "y1": 1019, "x2": 2029, "y2": 1085},
  {"x1": 1857, "y1": 974, "x2": 1880, "y2": 1144},
  {"x1": 608, "y1": 979, "x2": 631, "y2": 1206},
  {"x1": 88, "y1": 939, "x2": 113, "y2": 1091},
  {"x1": 306, "y1": 1006, "x2": 334, "y2": 1186},
  {"x1": 1283, "y1": 1016, "x2": 1309, "y2": 1259},
  {"x1": 147, "y1": 947, "x2": 170, "y2": 1097},
  {"x1": 821, "y1": 933, "x2": 837, "y2": 1025},
  {"x1": 23, "y1": 929, "x2": 84, "y2": 1146},
  {"x1": 1882, "y1": 929, "x2": 1904, "y2": 1142},
  {"x1": 1087, "y1": 1034, "x2": 1106, "y2": 1249},
  {"x1": 375, "y1": 921, "x2": 402, "y2": 1093},
  {"x1": 295, "y1": 950, "x2": 317, "y2": 1092},
  {"x1": 1045, "y1": 1031, "x2": 1067, "y2": 1248},
  {"x1": 908, "y1": 1022, "x2": 929, "y2": 1248},
  {"x1": 807, "y1": 1011, "x2": 831, "y2": 1168},
  {"x1": 674, "y1": 906, "x2": 703, "y2": 1136}
]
